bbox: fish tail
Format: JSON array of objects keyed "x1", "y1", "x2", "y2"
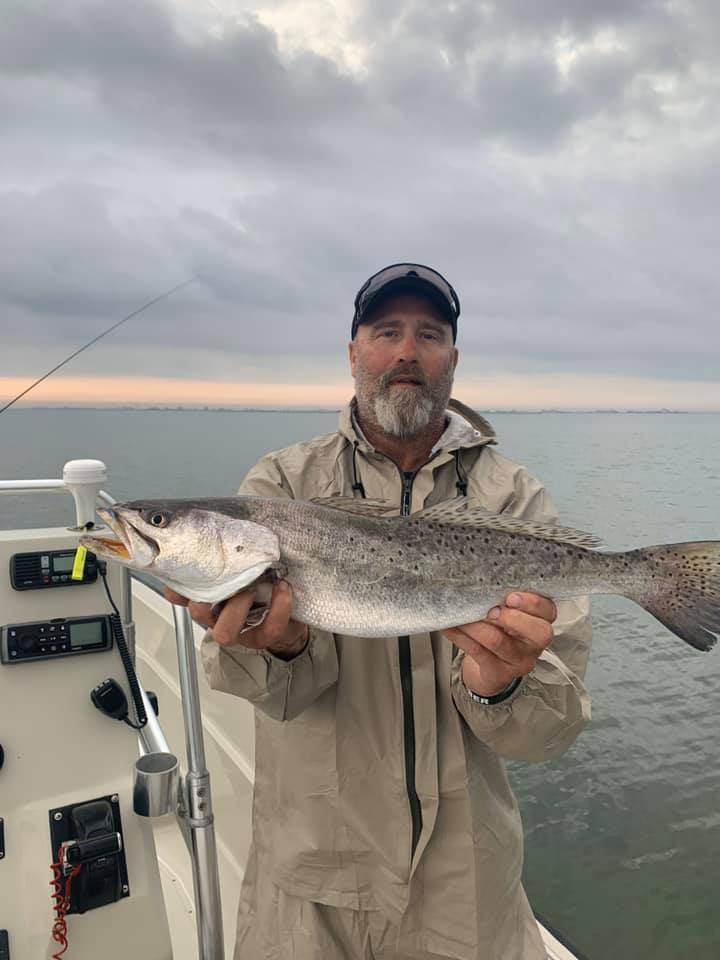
[{"x1": 626, "y1": 541, "x2": 720, "y2": 651}]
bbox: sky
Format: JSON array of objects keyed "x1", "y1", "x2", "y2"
[{"x1": 2, "y1": 0, "x2": 719, "y2": 410}]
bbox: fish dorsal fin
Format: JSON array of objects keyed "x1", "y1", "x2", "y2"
[
  {"x1": 309, "y1": 496, "x2": 396, "y2": 518},
  {"x1": 414, "y1": 499, "x2": 603, "y2": 548},
  {"x1": 310, "y1": 495, "x2": 603, "y2": 548}
]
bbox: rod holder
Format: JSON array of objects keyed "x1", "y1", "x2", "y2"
[{"x1": 133, "y1": 752, "x2": 180, "y2": 818}]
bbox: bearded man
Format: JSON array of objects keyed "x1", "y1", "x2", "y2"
[{"x1": 167, "y1": 263, "x2": 592, "y2": 960}]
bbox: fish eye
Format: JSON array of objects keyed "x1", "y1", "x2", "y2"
[{"x1": 147, "y1": 512, "x2": 169, "y2": 528}]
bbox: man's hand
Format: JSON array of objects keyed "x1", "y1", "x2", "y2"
[
  {"x1": 442, "y1": 592, "x2": 557, "y2": 698},
  {"x1": 164, "y1": 580, "x2": 309, "y2": 661}
]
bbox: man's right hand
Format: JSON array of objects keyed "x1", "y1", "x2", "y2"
[{"x1": 164, "y1": 580, "x2": 309, "y2": 661}]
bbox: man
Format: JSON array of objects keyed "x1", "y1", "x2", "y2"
[{"x1": 167, "y1": 263, "x2": 592, "y2": 959}]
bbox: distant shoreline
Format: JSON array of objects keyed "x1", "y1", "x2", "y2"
[{"x1": 7, "y1": 406, "x2": 719, "y2": 415}]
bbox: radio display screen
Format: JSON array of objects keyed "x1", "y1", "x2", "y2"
[
  {"x1": 52, "y1": 555, "x2": 75, "y2": 573},
  {"x1": 70, "y1": 620, "x2": 103, "y2": 649}
]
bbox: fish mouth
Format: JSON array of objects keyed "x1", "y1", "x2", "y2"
[
  {"x1": 80, "y1": 507, "x2": 159, "y2": 567},
  {"x1": 88, "y1": 534, "x2": 131, "y2": 560}
]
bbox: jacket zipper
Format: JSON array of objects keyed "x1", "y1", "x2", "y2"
[{"x1": 399, "y1": 470, "x2": 422, "y2": 861}]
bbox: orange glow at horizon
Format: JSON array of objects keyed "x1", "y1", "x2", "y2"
[
  {"x1": 0, "y1": 374, "x2": 719, "y2": 410},
  {"x1": 0, "y1": 376, "x2": 354, "y2": 407}
]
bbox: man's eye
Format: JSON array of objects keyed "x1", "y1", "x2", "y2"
[
  {"x1": 422, "y1": 331, "x2": 440, "y2": 341},
  {"x1": 379, "y1": 329, "x2": 397, "y2": 338}
]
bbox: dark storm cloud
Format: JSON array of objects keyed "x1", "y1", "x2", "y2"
[{"x1": 1, "y1": 0, "x2": 719, "y2": 396}]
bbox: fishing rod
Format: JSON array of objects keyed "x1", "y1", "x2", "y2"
[{"x1": 0, "y1": 277, "x2": 196, "y2": 415}]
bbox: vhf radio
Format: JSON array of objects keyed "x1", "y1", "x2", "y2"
[{"x1": 10, "y1": 548, "x2": 98, "y2": 590}]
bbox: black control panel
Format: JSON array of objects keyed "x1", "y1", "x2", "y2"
[
  {"x1": 0, "y1": 616, "x2": 112, "y2": 664},
  {"x1": 10, "y1": 549, "x2": 97, "y2": 591}
]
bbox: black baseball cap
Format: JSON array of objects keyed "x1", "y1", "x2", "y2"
[{"x1": 352, "y1": 263, "x2": 461, "y2": 341}]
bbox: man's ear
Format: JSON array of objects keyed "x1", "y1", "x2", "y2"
[
  {"x1": 452, "y1": 346, "x2": 459, "y2": 371},
  {"x1": 348, "y1": 340, "x2": 356, "y2": 377}
]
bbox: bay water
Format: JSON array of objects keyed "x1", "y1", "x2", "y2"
[{"x1": 1, "y1": 408, "x2": 718, "y2": 960}]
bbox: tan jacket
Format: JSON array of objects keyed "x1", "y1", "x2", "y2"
[{"x1": 201, "y1": 400, "x2": 592, "y2": 960}]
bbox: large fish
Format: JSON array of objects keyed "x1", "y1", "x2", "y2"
[{"x1": 80, "y1": 496, "x2": 720, "y2": 651}]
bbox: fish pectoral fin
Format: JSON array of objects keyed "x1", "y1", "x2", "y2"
[
  {"x1": 414, "y1": 499, "x2": 604, "y2": 548},
  {"x1": 240, "y1": 603, "x2": 271, "y2": 634},
  {"x1": 309, "y1": 496, "x2": 396, "y2": 518}
]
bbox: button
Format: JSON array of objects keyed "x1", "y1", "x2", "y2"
[
  {"x1": 60, "y1": 575, "x2": 68, "y2": 582},
  {"x1": 59, "y1": 625, "x2": 67, "y2": 634},
  {"x1": 9, "y1": 630, "x2": 16, "y2": 638},
  {"x1": 51, "y1": 576, "x2": 59, "y2": 583},
  {"x1": 49, "y1": 626, "x2": 56, "y2": 634},
  {"x1": 10, "y1": 651, "x2": 17, "y2": 658},
  {"x1": 50, "y1": 645, "x2": 57, "y2": 652},
  {"x1": 60, "y1": 644, "x2": 68, "y2": 652},
  {"x1": 38, "y1": 626, "x2": 46, "y2": 635}
]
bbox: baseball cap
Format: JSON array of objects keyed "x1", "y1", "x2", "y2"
[{"x1": 352, "y1": 263, "x2": 461, "y2": 341}]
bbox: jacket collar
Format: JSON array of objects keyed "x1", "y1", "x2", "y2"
[{"x1": 338, "y1": 398, "x2": 497, "y2": 456}]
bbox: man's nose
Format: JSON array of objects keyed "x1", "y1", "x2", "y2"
[{"x1": 394, "y1": 332, "x2": 419, "y2": 362}]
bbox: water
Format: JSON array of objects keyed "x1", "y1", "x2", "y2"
[{"x1": 1, "y1": 408, "x2": 718, "y2": 960}]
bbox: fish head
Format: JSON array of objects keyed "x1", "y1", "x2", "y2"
[{"x1": 80, "y1": 501, "x2": 281, "y2": 603}]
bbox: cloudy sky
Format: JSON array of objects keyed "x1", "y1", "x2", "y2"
[{"x1": 2, "y1": 0, "x2": 719, "y2": 410}]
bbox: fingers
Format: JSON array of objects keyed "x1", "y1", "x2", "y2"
[
  {"x1": 212, "y1": 581, "x2": 305, "y2": 652},
  {"x1": 444, "y1": 622, "x2": 539, "y2": 675},
  {"x1": 163, "y1": 586, "x2": 224, "y2": 631},
  {"x1": 444, "y1": 593, "x2": 555, "y2": 680},
  {"x1": 487, "y1": 606, "x2": 554, "y2": 649},
  {"x1": 163, "y1": 578, "x2": 304, "y2": 653},
  {"x1": 163, "y1": 586, "x2": 189, "y2": 606},
  {"x1": 504, "y1": 591, "x2": 557, "y2": 624},
  {"x1": 257, "y1": 581, "x2": 294, "y2": 644},
  {"x1": 212, "y1": 590, "x2": 259, "y2": 647},
  {"x1": 444, "y1": 591, "x2": 558, "y2": 697}
]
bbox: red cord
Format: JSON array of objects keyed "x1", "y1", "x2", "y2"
[{"x1": 49, "y1": 846, "x2": 82, "y2": 959}]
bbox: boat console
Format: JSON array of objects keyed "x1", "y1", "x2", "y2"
[
  {"x1": 0, "y1": 462, "x2": 224, "y2": 960},
  {"x1": 0, "y1": 525, "x2": 175, "y2": 958}
]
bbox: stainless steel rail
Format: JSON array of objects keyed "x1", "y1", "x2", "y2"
[{"x1": 173, "y1": 604, "x2": 225, "y2": 960}]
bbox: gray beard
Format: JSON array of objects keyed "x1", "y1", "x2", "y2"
[
  {"x1": 354, "y1": 355, "x2": 455, "y2": 440},
  {"x1": 373, "y1": 390, "x2": 435, "y2": 439}
]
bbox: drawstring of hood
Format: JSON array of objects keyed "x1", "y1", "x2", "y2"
[
  {"x1": 351, "y1": 441, "x2": 367, "y2": 499},
  {"x1": 454, "y1": 449, "x2": 468, "y2": 498}
]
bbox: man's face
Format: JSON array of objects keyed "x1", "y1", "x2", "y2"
[{"x1": 349, "y1": 293, "x2": 459, "y2": 439}]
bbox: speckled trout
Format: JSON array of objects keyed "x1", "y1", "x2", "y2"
[{"x1": 80, "y1": 496, "x2": 720, "y2": 651}]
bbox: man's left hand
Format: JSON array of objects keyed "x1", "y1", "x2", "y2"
[{"x1": 442, "y1": 592, "x2": 557, "y2": 698}]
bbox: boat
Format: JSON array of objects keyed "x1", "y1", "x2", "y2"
[{"x1": 0, "y1": 460, "x2": 585, "y2": 959}]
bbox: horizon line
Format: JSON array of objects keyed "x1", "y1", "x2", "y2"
[{"x1": 6, "y1": 404, "x2": 720, "y2": 414}]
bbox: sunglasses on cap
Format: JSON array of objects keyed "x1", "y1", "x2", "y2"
[{"x1": 352, "y1": 263, "x2": 461, "y2": 341}]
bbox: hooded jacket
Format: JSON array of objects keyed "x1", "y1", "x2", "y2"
[{"x1": 201, "y1": 399, "x2": 592, "y2": 960}]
